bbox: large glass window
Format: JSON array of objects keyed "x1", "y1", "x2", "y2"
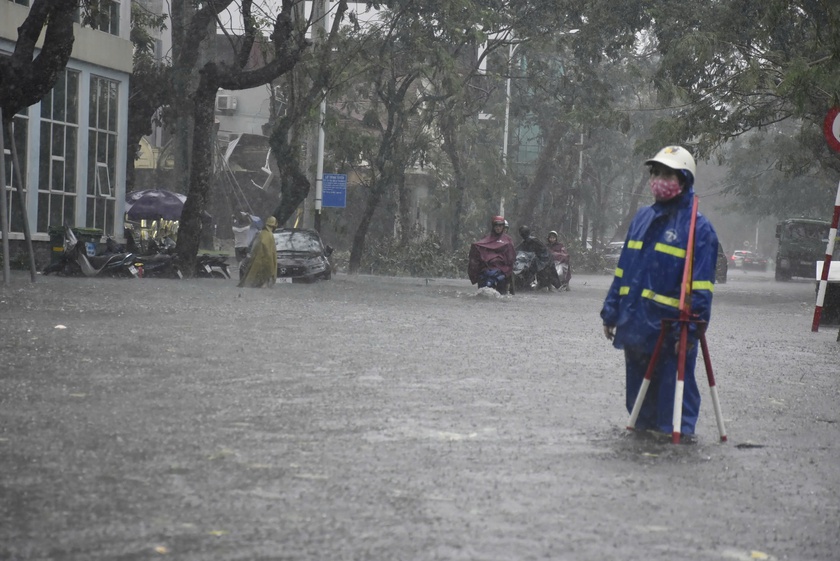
[
  {"x1": 87, "y1": 76, "x2": 119, "y2": 235},
  {"x1": 86, "y1": 0, "x2": 121, "y2": 36},
  {"x1": 2, "y1": 110, "x2": 28, "y2": 233},
  {"x1": 37, "y1": 69, "x2": 79, "y2": 233}
]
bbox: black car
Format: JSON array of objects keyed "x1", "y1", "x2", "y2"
[
  {"x1": 716, "y1": 243, "x2": 728, "y2": 284},
  {"x1": 273, "y1": 228, "x2": 333, "y2": 282}
]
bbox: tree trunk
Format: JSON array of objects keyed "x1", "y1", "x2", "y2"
[
  {"x1": 348, "y1": 184, "x2": 385, "y2": 273},
  {"x1": 520, "y1": 120, "x2": 565, "y2": 226},
  {"x1": 169, "y1": 1, "x2": 200, "y2": 198},
  {"x1": 0, "y1": 0, "x2": 77, "y2": 116},
  {"x1": 269, "y1": 116, "x2": 311, "y2": 226},
  {"x1": 176, "y1": 79, "x2": 217, "y2": 275},
  {"x1": 441, "y1": 118, "x2": 465, "y2": 251},
  {"x1": 397, "y1": 169, "x2": 410, "y2": 247}
]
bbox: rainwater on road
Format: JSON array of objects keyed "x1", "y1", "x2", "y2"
[{"x1": 1, "y1": 268, "x2": 838, "y2": 561}]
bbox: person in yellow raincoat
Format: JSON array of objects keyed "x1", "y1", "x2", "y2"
[{"x1": 238, "y1": 216, "x2": 278, "y2": 288}]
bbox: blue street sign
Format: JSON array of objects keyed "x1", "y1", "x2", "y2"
[{"x1": 322, "y1": 173, "x2": 347, "y2": 208}]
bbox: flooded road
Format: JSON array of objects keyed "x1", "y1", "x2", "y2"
[{"x1": 1, "y1": 269, "x2": 838, "y2": 560}]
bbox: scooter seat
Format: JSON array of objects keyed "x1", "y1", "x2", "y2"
[{"x1": 86, "y1": 253, "x2": 130, "y2": 268}]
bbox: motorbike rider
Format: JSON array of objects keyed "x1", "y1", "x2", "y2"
[
  {"x1": 546, "y1": 230, "x2": 572, "y2": 287},
  {"x1": 468, "y1": 215, "x2": 516, "y2": 294},
  {"x1": 516, "y1": 226, "x2": 563, "y2": 290}
]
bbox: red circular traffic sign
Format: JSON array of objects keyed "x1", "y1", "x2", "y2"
[{"x1": 824, "y1": 106, "x2": 840, "y2": 153}]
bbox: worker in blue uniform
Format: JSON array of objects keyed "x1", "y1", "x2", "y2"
[{"x1": 600, "y1": 146, "x2": 719, "y2": 439}]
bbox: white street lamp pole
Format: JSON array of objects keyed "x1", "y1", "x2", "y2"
[
  {"x1": 0, "y1": 107, "x2": 9, "y2": 284},
  {"x1": 314, "y1": 0, "x2": 329, "y2": 232},
  {"x1": 500, "y1": 42, "x2": 517, "y2": 216}
]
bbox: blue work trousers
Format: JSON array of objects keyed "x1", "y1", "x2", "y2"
[{"x1": 624, "y1": 342, "x2": 701, "y2": 435}]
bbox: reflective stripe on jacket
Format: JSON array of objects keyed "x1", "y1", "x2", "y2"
[{"x1": 600, "y1": 189, "x2": 718, "y2": 351}]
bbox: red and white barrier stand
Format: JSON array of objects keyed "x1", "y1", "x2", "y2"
[
  {"x1": 626, "y1": 196, "x2": 728, "y2": 443},
  {"x1": 811, "y1": 184, "x2": 840, "y2": 332},
  {"x1": 815, "y1": 107, "x2": 840, "y2": 335}
]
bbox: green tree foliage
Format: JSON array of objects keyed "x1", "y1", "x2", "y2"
[
  {"x1": 316, "y1": 0, "x2": 529, "y2": 272},
  {"x1": 341, "y1": 17, "x2": 438, "y2": 273},
  {"x1": 495, "y1": 0, "x2": 655, "y2": 245},
  {"x1": 169, "y1": 0, "x2": 339, "y2": 275},
  {"x1": 648, "y1": 0, "x2": 840, "y2": 219},
  {"x1": 267, "y1": 1, "x2": 354, "y2": 228},
  {"x1": 126, "y1": 2, "x2": 170, "y2": 191}
]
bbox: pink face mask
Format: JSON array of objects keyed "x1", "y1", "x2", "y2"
[{"x1": 649, "y1": 177, "x2": 682, "y2": 201}]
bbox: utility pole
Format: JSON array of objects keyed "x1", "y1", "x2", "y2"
[
  {"x1": 1, "y1": 108, "x2": 9, "y2": 285},
  {"x1": 312, "y1": 0, "x2": 329, "y2": 232},
  {"x1": 500, "y1": 42, "x2": 517, "y2": 217},
  {"x1": 576, "y1": 131, "x2": 584, "y2": 243}
]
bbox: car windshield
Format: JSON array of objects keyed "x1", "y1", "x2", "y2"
[
  {"x1": 787, "y1": 223, "x2": 827, "y2": 241},
  {"x1": 274, "y1": 231, "x2": 322, "y2": 253}
]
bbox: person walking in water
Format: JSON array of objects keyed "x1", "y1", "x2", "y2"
[{"x1": 238, "y1": 216, "x2": 278, "y2": 288}]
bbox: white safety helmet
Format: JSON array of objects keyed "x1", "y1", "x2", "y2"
[{"x1": 644, "y1": 146, "x2": 696, "y2": 178}]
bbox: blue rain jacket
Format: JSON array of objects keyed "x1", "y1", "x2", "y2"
[{"x1": 600, "y1": 188, "x2": 718, "y2": 352}]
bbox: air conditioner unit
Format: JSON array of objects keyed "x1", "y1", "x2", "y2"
[{"x1": 216, "y1": 94, "x2": 237, "y2": 112}]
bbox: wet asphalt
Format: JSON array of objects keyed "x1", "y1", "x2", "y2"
[{"x1": 1, "y1": 268, "x2": 838, "y2": 561}]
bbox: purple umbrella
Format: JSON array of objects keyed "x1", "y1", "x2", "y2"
[{"x1": 125, "y1": 189, "x2": 187, "y2": 221}]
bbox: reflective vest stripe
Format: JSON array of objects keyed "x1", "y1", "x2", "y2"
[
  {"x1": 654, "y1": 242, "x2": 686, "y2": 258},
  {"x1": 615, "y1": 267, "x2": 623, "y2": 278},
  {"x1": 641, "y1": 288, "x2": 680, "y2": 308},
  {"x1": 692, "y1": 280, "x2": 714, "y2": 292},
  {"x1": 619, "y1": 286, "x2": 630, "y2": 295},
  {"x1": 627, "y1": 240, "x2": 643, "y2": 250}
]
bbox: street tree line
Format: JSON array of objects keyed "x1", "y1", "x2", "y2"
[{"x1": 3, "y1": 0, "x2": 839, "y2": 276}]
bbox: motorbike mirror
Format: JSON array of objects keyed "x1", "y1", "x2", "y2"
[{"x1": 324, "y1": 245, "x2": 334, "y2": 257}]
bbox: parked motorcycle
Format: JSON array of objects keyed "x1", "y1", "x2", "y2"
[
  {"x1": 130, "y1": 234, "x2": 230, "y2": 279},
  {"x1": 43, "y1": 226, "x2": 140, "y2": 278},
  {"x1": 129, "y1": 236, "x2": 182, "y2": 279},
  {"x1": 135, "y1": 253, "x2": 182, "y2": 279},
  {"x1": 195, "y1": 254, "x2": 231, "y2": 279}
]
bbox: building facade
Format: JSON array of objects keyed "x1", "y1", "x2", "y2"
[{"x1": 1, "y1": 0, "x2": 133, "y2": 250}]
